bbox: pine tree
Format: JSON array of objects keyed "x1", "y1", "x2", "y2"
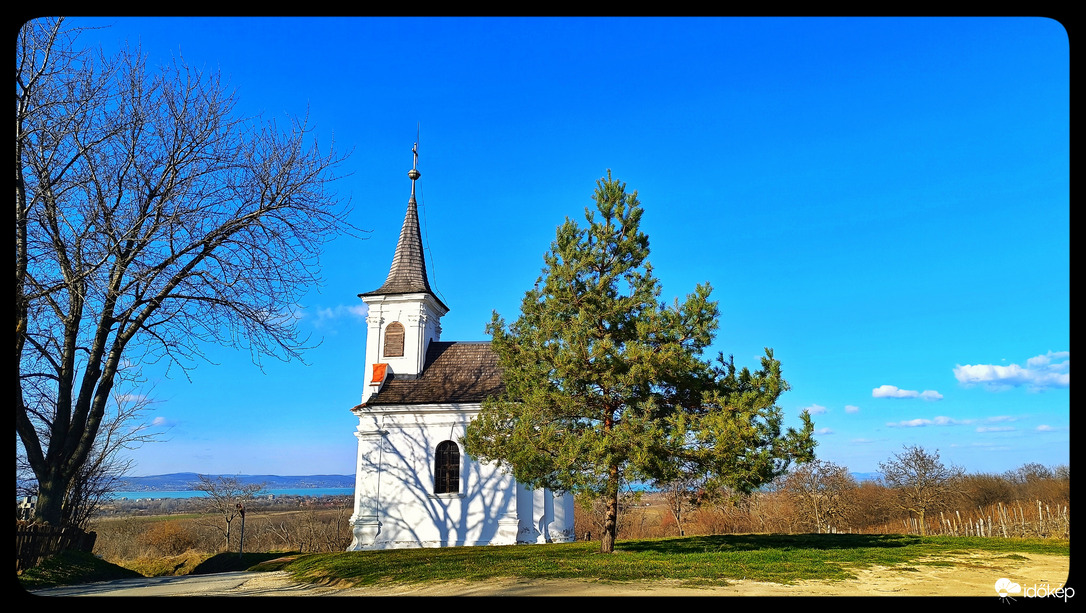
[{"x1": 464, "y1": 172, "x2": 813, "y2": 552}]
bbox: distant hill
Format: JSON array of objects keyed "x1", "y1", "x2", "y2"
[
  {"x1": 27, "y1": 471, "x2": 883, "y2": 493},
  {"x1": 116, "y1": 473, "x2": 881, "y2": 493},
  {"x1": 114, "y1": 473, "x2": 354, "y2": 492}
]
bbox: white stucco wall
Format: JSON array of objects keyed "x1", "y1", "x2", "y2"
[{"x1": 348, "y1": 404, "x2": 575, "y2": 550}]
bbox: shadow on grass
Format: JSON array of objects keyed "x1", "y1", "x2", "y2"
[
  {"x1": 617, "y1": 533, "x2": 923, "y2": 554},
  {"x1": 191, "y1": 551, "x2": 303, "y2": 575},
  {"x1": 18, "y1": 550, "x2": 144, "y2": 590}
]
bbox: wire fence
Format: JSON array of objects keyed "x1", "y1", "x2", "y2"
[{"x1": 864, "y1": 500, "x2": 1070, "y2": 539}]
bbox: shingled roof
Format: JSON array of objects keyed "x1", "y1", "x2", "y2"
[
  {"x1": 361, "y1": 196, "x2": 436, "y2": 295},
  {"x1": 365, "y1": 341, "x2": 504, "y2": 406}
]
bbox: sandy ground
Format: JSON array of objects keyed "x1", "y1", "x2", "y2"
[
  {"x1": 27, "y1": 551, "x2": 1069, "y2": 597},
  {"x1": 229, "y1": 551, "x2": 1071, "y2": 597}
]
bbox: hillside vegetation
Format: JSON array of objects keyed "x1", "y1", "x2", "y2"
[{"x1": 73, "y1": 462, "x2": 1068, "y2": 579}]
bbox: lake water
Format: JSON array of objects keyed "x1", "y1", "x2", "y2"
[{"x1": 109, "y1": 487, "x2": 354, "y2": 500}]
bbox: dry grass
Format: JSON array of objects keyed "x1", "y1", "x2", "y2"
[
  {"x1": 582, "y1": 489, "x2": 1070, "y2": 543},
  {"x1": 91, "y1": 504, "x2": 351, "y2": 573}
]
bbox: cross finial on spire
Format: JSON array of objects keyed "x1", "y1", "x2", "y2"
[{"x1": 408, "y1": 141, "x2": 420, "y2": 200}]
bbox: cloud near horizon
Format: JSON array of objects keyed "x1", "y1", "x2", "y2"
[
  {"x1": 887, "y1": 415, "x2": 1018, "y2": 429},
  {"x1": 975, "y1": 426, "x2": 1016, "y2": 433},
  {"x1": 872, "y1": 385, "x2": 943, "y2": 401},
  {"x1": 887, "y1": 415, "x2": 961, "y2": 428},
  {"x1": 311, "y1": 303, "x2": 368, "y2": 325},
  {"x1": 954, "y1": 351, "x2": 1069, "y2": 391}
]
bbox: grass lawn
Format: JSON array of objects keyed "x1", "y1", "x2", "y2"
[{"x1": 254, "y1": 534, "x2": 1069, "y2": 589}]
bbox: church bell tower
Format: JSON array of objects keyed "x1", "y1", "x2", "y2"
[{"x1": 358, "y1": 143, "x2": 448, "y2": 402}]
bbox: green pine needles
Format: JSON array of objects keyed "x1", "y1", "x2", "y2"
[{"x1": 463, "y1": 172, "x2": 815, "y2": 552}]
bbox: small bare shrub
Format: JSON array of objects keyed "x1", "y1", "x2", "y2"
[
  {"x1": 960, "y1": 473, "x2": 1016, "y2": 508},
  {"x1": 140, "y1": 520, "x2": 197, "y2": 556},
  {"x1": 850, "y1": 481, "x2": 897, "y2": 531},
  {"x1": 91, "y1": 517, "x2": 152, "y2": 560}
]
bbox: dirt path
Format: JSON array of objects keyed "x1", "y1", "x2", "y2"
[{"x1": 231, "y1": 551, "x2": 1070, "y2": 597}]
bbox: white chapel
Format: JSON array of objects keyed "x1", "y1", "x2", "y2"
[{"x1": 346, "y1": 147, "x2": 576, "y2": 550}]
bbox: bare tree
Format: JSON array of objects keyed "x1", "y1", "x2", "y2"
[
  {"x1": 16, "y1": 18, "x2": 352, "y2": 525},
  {"x1": 62, "y1": 383, "x2": 162, "y2": 529},
  {"x1": 17, "y1": 378, "x2": 160, "y2": 529},
  {"x1": 192, "y1": 475, "x2": 267, "y2": 551},
  {"x1": 878, "y1": 445, "x2": 963, "y2": 536},
  {"x1": 781, "y1": 459, "x2": 857, "y2": 533},
  {"x1": 1005, "y1": 462, "x2": 1054, "y2": 484},
  {"x1": 1052, "y1": 464, "x2": 1070, "y2": 481},
  {"x1": 660, "y1": 474, "x2": 701, "y2": 537}
]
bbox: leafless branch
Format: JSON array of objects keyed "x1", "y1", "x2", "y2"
[{"x1": 17, "y1": 17, "x2": 356, "y2": 525}]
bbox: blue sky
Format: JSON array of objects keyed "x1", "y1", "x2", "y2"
[{"x1": 45, "y1": 17, "x2": 1068, "y2": 477}]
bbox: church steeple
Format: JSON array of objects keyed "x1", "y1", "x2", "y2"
[
  {"x1": 361, "y1": 142, "x2": 447, "y2": 311},
  {"x1": 357, "y1": 141, "x2": 449, "y2": 385}
]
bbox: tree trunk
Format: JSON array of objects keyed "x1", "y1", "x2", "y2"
[
  {"x1": 34, "y1": 475, "x2": 66, "y2": 525},
  {"x1": 601, "y1": 466, "x2": 619, "y2": 553}
]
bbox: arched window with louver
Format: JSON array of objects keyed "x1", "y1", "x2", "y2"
[
  {"x1": 434, "y1": 440, "x2": 460, "y2": 494},
  {"x1": 383, "y1": 321, "x2": 405, "y2": 357}
]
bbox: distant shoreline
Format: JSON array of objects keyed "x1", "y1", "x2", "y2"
[
  {"x1": 16, "y1": 473, "x2": 356, "y2": 500},
  {"x1": 108, "y1": 487, "x2": 354, "y2": 499}
]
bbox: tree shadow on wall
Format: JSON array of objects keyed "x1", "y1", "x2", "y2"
[{"x1": 356, "y1": 409, "x2": 516, "y2": 547}]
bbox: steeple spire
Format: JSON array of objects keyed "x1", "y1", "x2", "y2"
[{"x1": 361, "y1": 141, "x2": 447, "y2": 310}]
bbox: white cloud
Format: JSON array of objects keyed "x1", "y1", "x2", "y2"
[
  {"x1": 844, "y1": 405, "x2": 860, "y2": 413},
  {"x1": 1027, "y1": 350, "x2": 1069, "y2": 369},
  {"x1": 872, "y1": 385, "x2": 911, "y2": 398},
  {"x1": 975, "y1": 426, "x2": 1015, "y2": 433},
  {"x1": 312, "y1": 303, "x2": 369, "y2": 325},
  {"x1": 887, "y1": 415, "x2": 967, "y2": 428},
  {"x1": 886, "y1": 414, "x2": 1018, "y2": 429},
  {"x1": 149, "y1": 416, "x2": 178, "y2": 429},
  {"x1": 804, "y1": 404, "x2": 827, "y2": 415},
  {"x1": 816, "y1": 427, "x2": 834, "y2": 435},
  {"x1": 954, "y1": 351, "x2": 1069, "y2": 391},
  {"x1": 1036, "y1": 424, "x2": 1056, "y2": 432},
  {"x1": 888, "y1": 418, "x2": 934, "y2": 427},
  {"x1": 872, "y1": 385, "x2": 943, "y2": 401},
  {"x1": 114, "y1": 393, "x2": 150, "y2": 405}
]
